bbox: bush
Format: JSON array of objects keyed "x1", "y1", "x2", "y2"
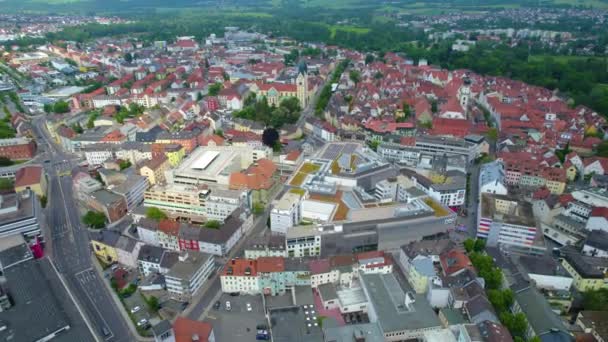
[
  {"x1": 146, "y1": 207, "x2": 167, "y2": 221},
  {"x1": 82, "y1": 210, "x2": 106, "y2": 229},
  {"x1": 204, "y1": 220, "x2": 221, "y2": 229}
]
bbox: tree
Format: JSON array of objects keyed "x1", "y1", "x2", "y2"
[
  {"x1": 284, "y1": 49, "x2": 299, "y2": 66},
  {"x1": 280, "y1": 96, "x2": 301, "y2": 115},
  {"x1": 374, "y1": 71, "x2": 383, "y2": 79},
  {"x1": 0, "y1": 157, "x2": 13, "y2": 167},
  {"x1": 253, "y1": 202, "x2": 265, "y2": 215},
  {"x1": 262, "y1": 127, "x2": 279, "y2": 148},
  {"x1": 597, "y1": 140, "x2": 608, "y2": 158},
  {"x1": 365, "y1": 54, "x2": 375, "y2": 65},
  {"x1": 71, "y1": 123, "x2": 84, "y2": 134},
  {"x1": 349, "y1": 70, "x2": 361, "y2": 85},
  {"x1": 146, "y1": 207, "x2": 167, "y2": 222},
  {"x1": 204, "y1": 220, "x2": 221, "y2": 229},
  {"x1": 53, "y1": 100, "x2": 70, "y2": 114},
  {"x1": 196, "y1": 92, "x2": 203, "y2": 101},
  {"x1": 0, "y1": 178, "x2": 13, "y2": 191},
  {"x1": 214, "y1": 129, "x2": 224, "y2": 137},
  {"x1": 488, "y1": 289, "x2": 514, "y2": 314},
  {"x1": 43, "y1": 103, "x2": 53, "y2": 113},
  {"x1": 582, "y1": 288, "x2": 608, "y2": 310},
  {"x1": 500, "y1": 312, "x2": 528, "y2": 339},
  {"x1": 124, "y1": 53, "x2": 133, "y2": 63},
  {"x1": 82, "y1": 211, "x2": 106, "y2": 229},
  {"x1": 486, "y1": 127, "x2": 498, "y2": 142},
  {"x1": 474, "y1": 239, "x2": 486, "y2": 252},
  {"x1": 208, "y1": 82, "x2": 222, "y2": 96},
  {"x1": 119, "y1": 160, "x2": 132, "y2": 170},
  {"x1": 430, "y1": 100, "x2": 438, "y2": 114},
  {"x1": 40, "y1": 195, "x2": 47, "y2": 208},
  {"x1": 144, "y1": 295, "x2": 160, "y2": 312},
  {"x1": 464, "y1": 238, "x2": 475, "y2": 253},
  {"x1": 399, "y1": 102, "x2": 412, "y2": 121}
]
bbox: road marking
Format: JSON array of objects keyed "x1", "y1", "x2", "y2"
[
  {"x1": 48, "y1": 259, "x2": 101, "y2": 342},
  {"x1": 75, "y1": 270, "x2": 115, "y2": 341}
]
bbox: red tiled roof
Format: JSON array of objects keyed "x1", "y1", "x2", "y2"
[
  {"x1": 158, "y1": 219, "x2": 180, "y2": 236},
  {"x1": 285, "y1": 150, "x2": 301, "y2": 161},
  {"x1": 440, "y1": 249, "x2": 473, "y2": 276},
  {"x1": 257, "y1": 257, "x2": 285, "y2": 273},
  {"x1": 199, "y1": 134, "x2": 225, "y2": 146},
  {"x1": 308, "y1": 259, "x2": 331, "y2": 275},
  {"x1": 330, "y1": 254, "x2": 356, "y2": 268},
  {"x1": 173, "y1": 317, "x2": 213, "y2": 342},
  {"x1": 14, "y1": 166, "x2": 43, "y2": 188},
  {"x1": 222, "y1": 259, "x2": 257, "y2": 277},
  {"x1": 590, "y1": 207, "x2": 608, "y2": 219}
]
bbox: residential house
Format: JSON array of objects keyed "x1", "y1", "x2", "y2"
[
  {"x1": 14, "y1": 166, "x2": 46, "y2": 197},
  {"x1": 140, "y1": 156, "x2": 170, "y2": 185}
]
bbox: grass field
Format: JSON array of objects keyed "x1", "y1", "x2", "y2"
[
  {"x1": 529, "y1": 55, "x2": 606, "y2": 63},
  {"x1": 552, "y1": 0, "x2": 608, "y2": 8},
  {"x1": 329, "y1": 25, "x2": 371, "y2": 39}
]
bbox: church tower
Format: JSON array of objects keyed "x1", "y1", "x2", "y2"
[
  {"x1": 458, "y1": 77, "x2": 472, "y2": 114},
  {"x1": 296, "y1": 61, "x2": 309, "y2": 108}
]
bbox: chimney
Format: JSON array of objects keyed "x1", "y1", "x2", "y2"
[{"x1": 404, "y1": 291, "x2": 416, "y2": 309}]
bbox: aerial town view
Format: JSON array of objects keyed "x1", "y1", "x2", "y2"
[{"x1": 0, "y1": 0, "x2": 608, "y2": 341}]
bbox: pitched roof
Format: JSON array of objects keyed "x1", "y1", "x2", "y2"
[
  {"x1": 173, "y1": 317, "x2": 213, "y2": 342},
  {"x1": 440, "y1": 249, "x2": 474, "y2": 276},
  {"x1": 590, "y1": 207, "x2": 608, "y2": 219},
  {"x1": 14, "y1": 166, "x2": 43, "y2": 188},
  {"x1": 158, "y1": 219, "x2": 180, "y2": 236},
  {"x1": 256, "y1": 256, "x2": 285, "y2": 273},
  {"x1": 141, "y1": 155, "x2": 168, "y2": 171},
  {"x1": 222, "y1": 259, "x2": 257, "y2": 277}
]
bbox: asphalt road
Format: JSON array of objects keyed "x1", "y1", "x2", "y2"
[
  {"x1": 33, "y1": 118, "x2": 134, "y2": 342},
  {"x1": 463, "y1": 161, "x2": 481, "y2": 238}
]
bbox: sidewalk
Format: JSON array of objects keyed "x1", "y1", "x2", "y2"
[{"x1": 90, "y1": 255, "x2": 154, "y2": 342}]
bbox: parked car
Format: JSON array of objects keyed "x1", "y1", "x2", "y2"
[
  {"x1": 101, "y1": 327, "x2": 111, "y2": 337},
  {"x1": 246, "y1": 303, "x2": 252, "y2": 312},
  {"x1": 213, "y1": 301, "x2": 221, "y2": 310},
  {"x1": 130, "y1": 306, "x2": 141, "y2": 314},
  {"x1": 229, "y1": 292, "x2": 240, "y2": 296},
  {"x1": 225, "y1": 301, "x2": 231, "y2": 311},
  {"x1": 137, "y1": 319, "x2": 148, "y2": 327}
]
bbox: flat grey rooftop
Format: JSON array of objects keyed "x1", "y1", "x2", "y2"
[
  {"x1": 269, "y1": 306, "x2": 323, "y2": 342},
  {"x1": 322, "y1": 322, "x2": 384, "y2": 342},
  {"x1": 360, "y1": 272, "x2": 441, "y2": 333},
  {"x1": 0, "y1": 258, "x2": 94, "y2": 341}
]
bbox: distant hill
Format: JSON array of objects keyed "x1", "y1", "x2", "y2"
[{"x1": 3, "y1": 0, "x2": 608, "y2": 14}]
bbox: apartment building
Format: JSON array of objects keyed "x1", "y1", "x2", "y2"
[
  {"x1": 479, "y1": 161, "x2": 508, "y2": 195},
  {"x1": 0, "y1": 138, "x2": 36, "y2": 160},
  {"x1": 285, "y1": 225, "x2": 322, "y2": 257},
  {"x1": 220, "y1": 258, "x2": 260, "y2": 294},
  {"x1": 144, "y1": 184, "x2": 209, "y2": 220},
  {"x1": 477, "y1": 193, "x2": 545, "y2": 255},
  {"x1": 144, "y1": 184, "x2": 247, "y2": 222},
  {"x1": 270, "y1": 192, "x2": 302, "y2": 234},
  {"x1": 139, "y1": 156, "x2": 170, "y2": 185},
  {"x1": 0, "y1": 190, "x2": 43, "y2": 241},
  {"x1": 165, "y1": 252, "x2": 215, "y2": 300}
]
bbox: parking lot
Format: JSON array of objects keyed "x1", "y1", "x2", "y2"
[{"x1": 205, "y1": 294, "x2": 267, "y2": 342}]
